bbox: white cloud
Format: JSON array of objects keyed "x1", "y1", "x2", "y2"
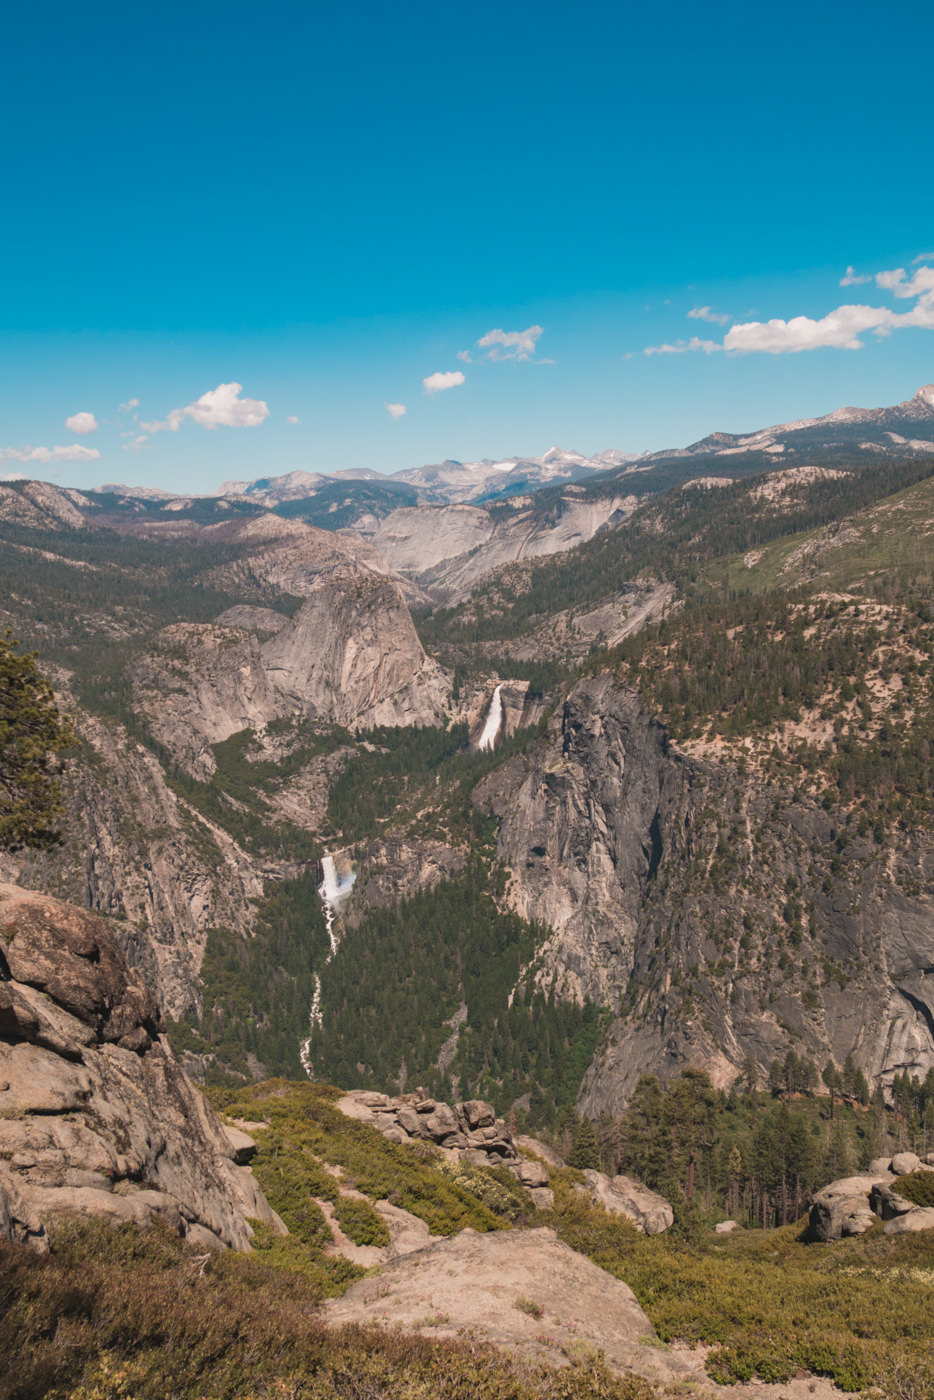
[
  {"x1": 141, "y1": 381, "x2": 270, "y2": 433},
  {"x1": 1, "y1": 471, "x2": 28, "y2": 481},
  {"x1": 724, "y1": 270, "x2": 934, "y2": 354},
  {"x1": 0, "y1": 444, "x2": 101, "y2": 463},
  {"x1": 840, "y1": 265, "x2": 872, "y2": 287},
  {"x1": 385, "y1": 402, "x2": 406, "y2": 418},
  {"x1": 117, "y1": 397, "x2": 139, "y2": 413},
  {"x1": 121, "y1": 435, "x2": 149, "y2": 453},
  {"x1": 912, "y1": 252, "x2": 934, "y2": 264},
  {"x1": 688, "y1": 306, "x2": 730, "y2": 325},
  {"x1": 875, "y1": 265, "x2": 934, "y2": 299},
  {"x1": 456, "y1": 349, "x2": 472, "y2": 363},
  {"x1": 65, "y1": 411, "x2": 99, "y2": 435},
  {"x1": 422, "y1": 370, "x2": 465, "y2": 395},
  {"x1": 476, "y1": 325, "x2": 543, "y2": 361},
  {"x1": 286, "y1": 415, "x2": 300, "y2": 425},
  {"x1": 644, "y1": 336, "x2": 722, "y2": 356}
]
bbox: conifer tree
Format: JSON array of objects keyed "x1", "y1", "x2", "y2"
[{"x1": 0, "y1": 635, "x2": 73, "y2": 850}]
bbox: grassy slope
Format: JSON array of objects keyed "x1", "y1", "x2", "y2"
[{"x1": 3, "y1": 1080, "x2": 933, "y2": 1397}]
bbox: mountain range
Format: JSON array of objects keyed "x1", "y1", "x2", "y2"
[{"x1": 0, "y1": 381, "x2": 932, "y2": 1129}]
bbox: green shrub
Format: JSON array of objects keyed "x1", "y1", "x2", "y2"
[
  {"x1": 332, "y1": 1195, "x2": 391, "y2": 1247},
  {"x1": 894, "y1": 1170, "x2": 934, "y2": 1207}
]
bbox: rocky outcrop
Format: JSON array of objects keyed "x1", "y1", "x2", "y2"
[
  {"x1": 807, "y1": 1159, "x2": 934, "y2": 1241},
  {"x1": 0, "y1": 885, "x2": 284, "y2": 1252},
  {"x1": 337, "y1": 1089, "x2": 518, "y2": 1163},
  {"x1": 322, "y1": 1225, "x2": 692, "y2": 1386},
  {"x1": 581, "y1": 1169, "x2": 673, "y2": 1235},
  {"x1": 477, "y1": 673, "x2": 934, "y2": 1110}
]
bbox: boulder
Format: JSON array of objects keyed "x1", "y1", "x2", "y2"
[
  {"x1": 514, "y1": 1135, "x2": 565, "y2": 1169},
  {"x1": 807, "y1": 1173, "x2": 893, "y2": 1242},
  {"x1": 510, "y1": 1159, "x2": 550, "y2": 1189},
  {"x1": 891, "y1": 1151, "x2": 922, "y2": 1175},
  {"x1": 715, "y1": 1220, "x2": 740, "y2": 1234},
  {"x1": 870, "y1": 1182, "x2": 916, "y2": 1221},
  {"x1": 459, "y1": 1099, "x2": 496, "y2": 1130},
  {"x1": 582, "y1": 1170, "x2": 674, "y2": 1235},
  {"x1": 883, "y1": 1207, "x2": 934, "y2": 1235},
  {"x1": 0, "y1": 884, "x2": 284, "y2": 1252}
]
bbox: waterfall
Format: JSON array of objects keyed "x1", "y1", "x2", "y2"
[
  {"x1": 301, "y1": 851, "x2": 356, "y2": 1078},
  {"x1": 477, "y1": 683, "x2": 504, "y2": 751}
]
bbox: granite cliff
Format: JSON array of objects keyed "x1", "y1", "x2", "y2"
[
  {"x1": 0, "y1": 885, "x2": 282, "y2": 1251},
  {"x1": 478, "y1": 674, "x2": 934, "y2": 1109}
]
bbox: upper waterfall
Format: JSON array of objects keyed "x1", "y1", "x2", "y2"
[{"x1": 477, "y1": 683, "x2": 504, "y2": 751}]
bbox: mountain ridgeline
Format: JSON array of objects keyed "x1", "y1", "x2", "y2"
[{"x1": 1, "y1": 383, "x2": 933, "y2": 1133}]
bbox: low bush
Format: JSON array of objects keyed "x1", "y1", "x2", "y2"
[
  {"x1": 331, "y1": 1195, "x2": 390, "y2": 1247},
  {"x1": 545, "y1": 1172, "x2": 934, "y2": 1393},
  {"x1": 0, "y1": 1220, "x2": 656, "y2": 1400}
]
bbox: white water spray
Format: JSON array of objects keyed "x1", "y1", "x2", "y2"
[{"x1": 477, "y1": 683, "x2": 504, "y2": 751}]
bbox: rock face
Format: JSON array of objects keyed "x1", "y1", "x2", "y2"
[
  {"x1": 582, "y1": 1169, "x2": 673, "y2": 1235},
  {"x1": 261, "y1": 571, "x2": 448, "y2": 729},
  {"x1": 134, "y1": 572, "x2": 449, "y2": 778},
  {"x1": 12, "y1": 701, "x2": 270, "y2": 1018},
  {"x1": 0, "y1": 885, "x2": 283, "y2": 1252},
  {"x1": 477, "y1": 673, "x2": 934, "y2": 1109}
]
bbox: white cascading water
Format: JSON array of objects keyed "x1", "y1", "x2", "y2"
[
  {"x1": 300, "y1": 852, "x2": 356, "y2": 1077},
  {"x1": 477, "y1": 683, "x2": 503, "y2": 751}
]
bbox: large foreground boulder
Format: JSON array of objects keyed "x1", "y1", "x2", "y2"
[
  {"x1": 322, "y1": 1225, "x2": 692, "y2": 1385},
  {"x1": 0, "y1": 885, "x2": 283, "y2": 1252}
]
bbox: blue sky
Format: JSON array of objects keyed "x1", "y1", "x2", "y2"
[{"x1": 2, "y1": 0, "x2": 932, "y2": 493}]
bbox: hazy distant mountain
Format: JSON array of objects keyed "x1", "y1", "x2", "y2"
[
  {"x1": 388, "y1": 445, "x2": 645, "y2": 503},
  {"x1": 642, "y1": 383, "x2": 934, "y2": 463}
]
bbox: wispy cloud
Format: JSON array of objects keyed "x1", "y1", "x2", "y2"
[
  {"x1": 688, "y1": 306, "x2": 730, "y2": 325},
  {"x1": 65, "y1": 411, "x2": 99, "y2": 434},
  {"x1": 840, "y1": 265, "x2": 872, "y2": 287},
  {"x1": 0, "y1": 444, "x2": 102, "y2": 463},
  {"x1": 286, "y1": 415, "x2": 300, "y2": 425},
  {"x1": 385, "y1": 402, "x2": 406, "y2": 418},
  {"x1": 912, "y1": 252, "x2": 934, "y2": 264},
  {"x1": 456, "y1": 349, "x2": 472, "y2": 363},
  {"x1": 476, "y1": 325, "x2": 544, "y2": 361},
  {"x1": 141, "y1": 382, "x2": 270, "y2": 433},
  {"x1": 121, "y1": 435, "x2": 149, "y2": 453},
  {"x1": 117, "y1": 397, "x2": 139, "y2": 413},
  {"x1": 644, "y1": 336, "x2": 722, "y2": 356},
  {"x1": 422, "y1": 371, "x2": 465, "y2": 395}
]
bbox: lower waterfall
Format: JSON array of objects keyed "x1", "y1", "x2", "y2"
[{"x1": 300, "y1": 852, "x2": 355, "y2": 1077}]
